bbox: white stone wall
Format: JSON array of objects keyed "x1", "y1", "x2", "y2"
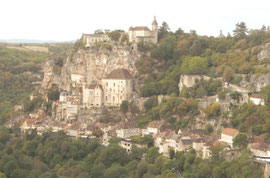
[
  {"x1": 250, "y1": 98, "x2": 265, "y2": 105},
  {"x1": 116, "y1": 128, "x2": 140, "y2": 139},
  {"x1": 83, "y1": 34, "x2": 110, "y2": 47},
  {"x1": 102, "y1": 79, "x2": 132, "y2": 107},
  {"x1": 221, "y1": 133, "x2": 238, "y2": 147},
  {"x1": 71, "y1": 74, "x2": 83, "y2": 85}
]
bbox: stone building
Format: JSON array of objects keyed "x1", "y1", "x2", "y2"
[
  {"x1": 220, "y1": 128, "x2": 239, "y2": 147},
  {"x1": 101, "y1": 68, "x2": 133, "y2": 107},
  {"x1": 82, "y1": 84, "x2": 103, "y2": 108},
  {"x1": 116, "y1": 122, "x2": 140, "y2": 139},
  {"x1": 82, "y1": 30, "x2": 111, "y2": 47},
  {"x1": 81, "y1": 68, "x2": 133, "y2": 108},
  {"x1": 128, "y1": 17, "x2": 158, "y2": 44}
]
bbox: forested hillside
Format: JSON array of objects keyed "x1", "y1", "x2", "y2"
[
  {"x1": 0, "y1": 43, "x2": 72, "y2": 125},
  {"x1": 136, "y1": 22, "x2": 270, "y2": 135},
  {"x1": 0, "y1": 128, "x2": 262, "y2": 178}
]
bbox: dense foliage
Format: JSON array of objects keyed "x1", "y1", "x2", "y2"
[
  {"x1": 0, "y1": 46, "x2": 47, "y2": 124},
  {"x1": 0, "y1": 128, "x2": 262, "y2": 178}
]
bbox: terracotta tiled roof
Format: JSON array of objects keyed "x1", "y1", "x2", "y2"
[
  {"x1": 250, "y1": 136, "x2": 264, "y2": 143},
  {"x1": 251, "y1": 142, "x2": 269, "y2": 151},
  {"x1": 129, "y1": 26, "x2": 151, "y2": 31},
  {"x1": 222, "y1": 128, "x2": 239, "y2": 136},
  {"x1": 105, "y1": 68, "x2": 132, "y2": 80},
  {"x1": 250, "y1": 94, "x2": 262, "y2": 99}
]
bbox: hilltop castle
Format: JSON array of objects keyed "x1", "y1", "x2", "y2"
[
  {"x1": 82, "y1": 17, "x2": 158, "y2": 46},
  {"x1": 128, "y1": 16, "x2": 158, "y2": 44}
]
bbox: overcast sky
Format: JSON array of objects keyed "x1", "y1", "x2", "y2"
[{"x1": 1, "y1": 0, "x2": 269, "y2": 41}]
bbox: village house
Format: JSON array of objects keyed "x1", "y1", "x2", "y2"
[
  {"x1": 20, "y1": 119, "x2": 37, "y2": 133},
  {"x1": 249, "y1": 94, "x2": 265, "y2": 105},
  {"x1": 66, "y1": 122, "x2": 81, "y2": 138},
  {"x1": 177, "y1": 137, "x2": 193, "y2": 152},
  {"x1": 142, "y1": 120, "x2": 169, "y2": 135},
  {"x1": 128, "y1": 17, "x2": 158, "y2": 44},
  {"x1": 116, "y1": 122, "x2": 140, "y2": 139},
  {"x1": 82, "y1": 84, "x2": 103, "y2": 108},
  {"x1": 119, "y1": 138, "x2": 148, "y2": 153},
  {"x1": 220, "y1": 128, "x2": 239, "y2": 147},
  {"x1": 60, "y1": 92, "x2": 70, "y2": 102}
]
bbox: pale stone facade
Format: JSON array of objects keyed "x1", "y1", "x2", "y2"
[
  {"x1": 128, "y1": 17, "x2": 158, "y2": 44},
  {"x1": 71, "y1": 74, "x2": 83, "y2": 87},
  {"x1": 83, "y1": 84, "x2": 103, "y2": 108},
  {"x1": 116, "y1": 122, "x2": 140, "y2": 139},
  {"x1": 250, "y1": 94, "x2": 265, "y2": 105},
  {"x1": 101, "y1": 69, "x2": 133, "y2": 107},
  {"x1": 220, "y1": 128, "x2": 239, "y2": 147},
  {"x1": 82, "y1": 32, "x2": 111, "y2": 47},
  {"x1": 81, "y1": 68, "x2": 133, "y2": 108}
]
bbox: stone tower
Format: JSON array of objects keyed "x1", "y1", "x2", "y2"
[{"x1": 152, "y1": 16, "x2": 158, "y2": 44}]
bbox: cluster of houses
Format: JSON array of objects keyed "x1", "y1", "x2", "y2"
[
  {"x1": 18, "y1": 112, "x2": 266, "y2": 160},
  {"x1": 56, "y1": 68, "x2": 133, "y2": 120}
]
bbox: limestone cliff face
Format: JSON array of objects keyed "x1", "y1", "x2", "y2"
[
  {"x1": 41, "y1": 58, "x2": 60, "y2": 90},
  {"x1": 59, "y1": 44, "x2": 140, "y2": 92},
  {"x1": 258, "y1": 43, "x2": 270, "y2": 60}
]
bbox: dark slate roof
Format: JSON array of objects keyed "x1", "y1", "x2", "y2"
[
  {"x1": 88, "y1": 84, "x2": 102, "y2": 89},
  {"x1": 181, "y1": 139, "x2": 193, "y2": 145},
  {"x1": 105, "y1": 68, "x2": 132, "y2": 80}
]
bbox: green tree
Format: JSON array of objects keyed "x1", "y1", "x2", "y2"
[
  {"x1": 233, "y1": 22, "x2": 248, "y2": 40},
  {"x1": 108, "y1": 31, "x2": 121, "y2": 42},
  {"x1": 181, "y1": 56, "x2": 208, "y2": 75},
  {"x1": 223, "y1": 67, "x2": 235, "y2": 82},
  {"x1": 120, "y1": 100, "x2": 129, "y2": 114},
  {"x1": 229, "y1": 91, "x2": 242, "y2": 102},
  {"x1": 0, "y1": 172, "x2": 6, "y2": 178},
  {"x1": 233, "y1": 133, "x2": 248, "y2": 149},
  {"x1": 145, "y1": 147, "x2": 159, "y2": 164},
  {"x1": 104, "y1": 164, "x2": 128, "y2": 178},
  {"x1": 137, "y1": 161, "x2": 148, "y2": 178}
]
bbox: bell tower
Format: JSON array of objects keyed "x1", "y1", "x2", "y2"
[
  {"x1": 152, "y1": 16, "x2": 158, "y2": 43},
  {"x1": 152, "y1": 16, "x2": 158, "y2": 32}
]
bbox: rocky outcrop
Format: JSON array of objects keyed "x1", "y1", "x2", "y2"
[
  {"x1": 250, "y1": 74, "x2": 270, "y2": 92},
  {"x1": 178, "y1": 74, "x2": 211, "y2": 92},
  {"x1": 258, "y1": 43, "x2": 270, "y2": 60},
  {"x1": 59, "y1": 44, "x2": 140, "y2": 92},
  {"x1": 41, "y1": 59, "x2": 60, "y2": 90}
]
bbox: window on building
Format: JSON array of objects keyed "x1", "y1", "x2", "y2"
[
  {"x1": 113, "y1": 83, "x2": 115, "y2": 87},
  {"x1": 113, "y1": 96, "x2": 115, "y2": 102},
  {"x1": 106, "y1": 82, "x2": 108, "y2": 86},
  {"x1": 106, "y1": 96, "x2": 107, "y2": 101}
]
